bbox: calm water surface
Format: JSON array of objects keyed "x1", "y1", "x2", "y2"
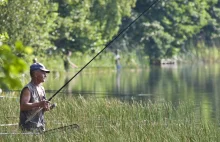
[{"x1": 21, "y1": 63, "x2": 220, "y2": 124}]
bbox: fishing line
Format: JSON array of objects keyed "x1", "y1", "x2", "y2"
[
  {"x1": 42, "y1": 124, "x2": 79, "y2": 134},
  {"x1": 0, "y1": 0, "x2": 160, "y2": 100},
  {"x1": 0, "y1": 0, "x2": 161, "y2": 135},
  {"x1": 41, "y1": 0, "x2": 161, "y2": 133},
  {"x1": 1, "y1": 0, "x2": 159, "y2": 132},
  {"x1": 48, "y1": 0, "x2": 161, "y2": 102},
  {"x1": 0, "y1": 124, "x2": 79, "y2": 135}
]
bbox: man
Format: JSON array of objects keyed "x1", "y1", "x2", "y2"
[
  {"x1": 19, "y1": 62, "x2": 51, "y2": 132},
  {"x1": 115, "y1": 49, "x2": 121, "y2": 70},
  {"x1": 63, "y1": 50, "x2": 78, "y2": 72}
]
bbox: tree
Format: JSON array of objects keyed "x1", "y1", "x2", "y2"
[
  {"x1": 197, "y1": 0, "x2": 220, "y2": 45},
  {"x1": 0, "y1": 0, "x2": 58, "y2": 53},
  {"x1": 53, "y1": 0, "x2": 136, "y2": 54},
  {"x1": 118, "y1": 0, "x2": 218, "y2": 64},
  {"x1": 0, "y1": 41, "x2": 32, "y2": 89}
]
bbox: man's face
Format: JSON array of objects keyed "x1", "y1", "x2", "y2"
[{"x1": 34, "y1": 70, "x2": 47, "y2": 83}]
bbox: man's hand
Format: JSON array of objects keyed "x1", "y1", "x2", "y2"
[{"x1": 40, "y1": 100, "x2": 50, "y2": 111}]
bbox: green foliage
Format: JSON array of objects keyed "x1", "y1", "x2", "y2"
[
  {"x1": 197, "y1": 0, "x2": 220, "y2": 44},
  {"x1": 0, "y1": 41, "x2": 32, "y2": 89},
  {"x1": 162, "y1": 0, "x2": 213, "y2": 41},
  {"x1": 1, "y1": 0, "x2": 220, "y2": 67},
  {"x1": 0, "y1": 32, "x2": 9, "y2": 42},
  {"x1": 53, "y1": 0, "x2": 136, "y2": 53},
  {"x1": 118, "y1": 0, "x2": 218, "y2": 63},
  {"x1": 0, "y1": 0, "x2": 7, "y2": 6},
  {"x1": 0, "y1": 0, "x2": 58, "y2": 52},
  {"x1": 141, "y1": 21, "x2": 175, "y2": 60}
]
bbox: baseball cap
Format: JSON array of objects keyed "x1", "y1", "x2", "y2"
[{"x1": 30, "y1": 63, "x2": 50, "y2": 73}]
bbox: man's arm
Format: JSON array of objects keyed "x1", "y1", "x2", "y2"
[
  {"x1": 20, "y1": 88, "x2": 49, "y2": 111},
  {"x1": 68, "y1": 58, "x2": 78, "y2": 68}
]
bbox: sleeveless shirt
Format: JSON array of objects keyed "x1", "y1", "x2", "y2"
[{"x1": 19, "y1": 82, "x2": 46, "y2": 132}]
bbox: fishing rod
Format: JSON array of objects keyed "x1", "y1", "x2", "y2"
[
  {"x1": 25, "y1": 0, "x2": 160, "y2": 124},
  {"x1": 0, "y1": 123, "x2": 79, "y2": 135},
  {"x1": 48, "y1": 0, "x2": 160, "y2": 102},
  {"x1": 43, "y1": 124, "x2": 79, "y2": 134}
]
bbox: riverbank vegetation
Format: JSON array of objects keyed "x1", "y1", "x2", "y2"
[
  {"x1": 1, "y1": 96, "x2": 220, "y2": 141},
  {"x1": 1, "y1": 1, "x2": 220, "y2": 141},
  {"x1": 2, "y1": 0, "x2": 220, "y2": 89}
]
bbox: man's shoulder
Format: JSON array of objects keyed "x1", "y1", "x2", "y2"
[{"x1": 21, "y1": 82, "x2": 33, "y2": 94}]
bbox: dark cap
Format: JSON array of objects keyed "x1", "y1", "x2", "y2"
[{"x1": 30, "y1": 63, "x2": 50, "y2": 73}]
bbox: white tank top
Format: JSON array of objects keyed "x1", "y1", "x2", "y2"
[{"x1": 19, "y1": 82, "x2": 46, "y2": 132}]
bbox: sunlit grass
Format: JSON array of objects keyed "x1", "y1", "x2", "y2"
[
  {"x1": 1, "y1": 95, "x2": 220, "y2": 142},
  {"x1": 178, "y1": 41, "x2": 220, "y2": 64}
]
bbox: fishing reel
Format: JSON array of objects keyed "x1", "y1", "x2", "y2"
[{"x1": 50, "y1": 103, "x2": 57, "y2": 110}]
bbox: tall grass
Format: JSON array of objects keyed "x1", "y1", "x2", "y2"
[
  {"x1": 1, "y1": 95, "x2": 220, "y2": 142},
  {"x1": 178, "y1": 39, "x2": 220, "y2": 64}
]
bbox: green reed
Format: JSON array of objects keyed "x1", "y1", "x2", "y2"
[{"x1": 1, "y1": 95, "x2": 220, "y2": 142}]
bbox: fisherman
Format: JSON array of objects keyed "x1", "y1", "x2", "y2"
[
  {"x1": 114, "y1": 49, "x2": 121, "y2": 70},
  {"x1": 63, "y1": 50, "x2": 78, "y2": 72},
  {"x1": 19, "y1": 62, "x2": 51, "y2": 132}
]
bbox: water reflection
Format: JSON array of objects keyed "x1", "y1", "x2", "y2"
[
  {"x1": 64, "y1": 76, "x2": 70, "y2": 94},
  {"x1": 43, "y1": 64, "x2": 220, "y2": 124},
  {"x1": 115, "y1": 69, "x2": 121, "y2": 95}
]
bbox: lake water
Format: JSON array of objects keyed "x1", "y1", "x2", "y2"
[{"x1": 20, "y1": 63, "x2": 220, "y2": 124}]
